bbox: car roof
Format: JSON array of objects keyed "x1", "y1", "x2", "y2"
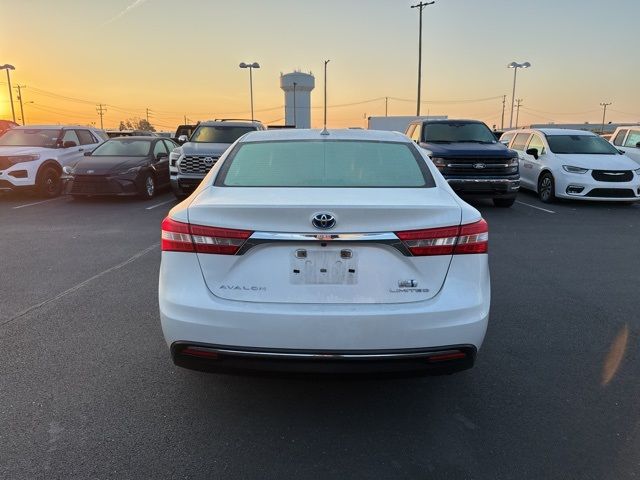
[
  {"x1": 532, "y1": 128, "x2": 597, "y2": 136},
  {"x1": 416, "y1": 119, "x2": 485, "y2": 124},
  {"x1": 13, "y1": 124, "x2": 99, "y2": 130},
  {"x1": 241, "y1": 128, "x2": 410, "y2": 143},
  {"x1": 198, "y1": 120, "x2": 264, "y2": 127}
]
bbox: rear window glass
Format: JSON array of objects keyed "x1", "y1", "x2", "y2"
[
  {"x1": 190, "y1": 126, "x2": 255, "y2": 143},
  {"x1": 216, "y1": 140, "x2": 434, "y2": 188},
  {"x1": 92, "y1": 139, "x2": 151, "y2": 156}
]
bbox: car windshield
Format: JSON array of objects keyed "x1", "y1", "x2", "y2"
[
  {"x1": 92, "y1": 139, "x2": 151, "y2": 156},
  {"x1": 190, "y1": 126, "x2": 255, "y2": 143},
  {"x1": 217, "y1": 140, "x2": 433, "y2": 188},
  {"x1": 546, "y1": 135, "x2": 620, "y2": 155},
  {"x1": 422, "y1": 122, "x2": 496, "y2": 143},
  {"x1": 0, "y1": 128, "x2": 61, "y2": 147}
]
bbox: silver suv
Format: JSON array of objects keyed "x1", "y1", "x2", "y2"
[{"x1": 169, "y1": 119, "x2": 265, "y2": 198}]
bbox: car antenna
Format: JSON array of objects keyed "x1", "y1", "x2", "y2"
[{"x1": 321, "y1": 59, "x2": 330, "y2": 136}]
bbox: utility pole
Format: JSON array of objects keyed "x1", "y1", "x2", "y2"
[
  {"x1": 600, "y1": 102, "x2": 612, "y2": 133},
  {"x1": 322, "y1": 59, "x2": 330, "y2": 133},
  {"x1": 515, "y1": 99, "x2": 523, "y2": 128},
  {"x1": 146, "y1": 107, "x2": 151, "y2": 123},
  {"x1": 411, "y1": 1, "x2": 435, "y2": 116},
  {"x1": 14, "y1": 85, "x2": 26, "y2": 125},
  {"x1": 501, "y1": 95, "x2": 506, "y2": 130},
  {"x1": 385, "y1": 97, "x2": 389, "y2": 117},
  {"x1": 96, "y1": 104, "x2": 107, "y2": 129}
]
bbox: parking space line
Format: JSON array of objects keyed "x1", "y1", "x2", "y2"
[
  {"x1": 0, "y1": 243, "x2": 159, "y2": 327},
  {"x1": 145, "y1": 199, "x2": 175, "y2": 210},
  {"x1": 12, "y1": 197, "x2": 67, "y2": 210},
  {"x1": 515, "y1": 200, "x2": 556, "y2": 214}
]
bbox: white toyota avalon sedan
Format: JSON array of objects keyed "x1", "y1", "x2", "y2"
[{"x1": 158, "y1": 129, "x2": 490, "y2": 376}]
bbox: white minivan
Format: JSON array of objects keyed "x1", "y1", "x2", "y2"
[
  {"x1": 610, "y1": 126, "x2": 640, "y2": 166},
  {"x1": 502, "y1": 128, "x2": 640, "y2": 203}
]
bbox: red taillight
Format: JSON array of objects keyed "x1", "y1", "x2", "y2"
[
  {"x1": 396, "y1": 219, "x2": 488, "y2": 256},
  {"x1": 161, "y1": 217, "x2": 252, "y2": 255},
  {"x1": 161, "y1": 217, "x2": 194, "y2": 252}
]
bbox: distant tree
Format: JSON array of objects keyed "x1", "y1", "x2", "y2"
[{"x1": 118, "y1": 117, "x2": 156, "y2": 132}]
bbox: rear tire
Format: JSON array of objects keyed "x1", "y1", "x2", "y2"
[
  {"x1": 493, "y1": 197, "x2": 516, "y2": 208},
  {"x1": 538, "y1": 172, "x2": 556, "y2": 203},
  {"x1": 139, "y1": 173, "x2": 156, "y2": 199},
  {"x1": 37, "y1": 165, "x2": 62, "y2": 198}
]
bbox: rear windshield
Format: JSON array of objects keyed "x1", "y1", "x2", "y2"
[
  {"x1": 190, "y1": 126, "x2": 255, "y2": 144},
  {"x1": 422, "y1": 122, "x2": 496, "y2": 143},
  {"x1": 216, "y1": 140, "x2": 434, "y2": 188},
  {"x1": 546, "y1": 135, "x2": 620, "y2": 155},
  {"x1": 92, "y1": 139, "x2": 151, "y2": 156}
]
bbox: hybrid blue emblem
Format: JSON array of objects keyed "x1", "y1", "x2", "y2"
[{"x1": 312, "y1": 213, "x2": 336, "y2": 230}]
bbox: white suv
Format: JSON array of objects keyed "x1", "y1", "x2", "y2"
[{"x1": 0, "y1": 125, "x2": 107, "y2": 197}]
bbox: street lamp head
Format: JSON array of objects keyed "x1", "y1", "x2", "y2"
[
  {"x1": 0, "y1": 64, "x2": 15, "y2": 70},
  {"x1": 250, "y1": 62, "x2": 260, "y2": 69},
  {"x1": 507, "y1": 62, "x2": 518, "y2": 69},
  {"x1": 521, "y1": 61, "x2": 531, "y2": 68},
  {"x1": 508, "y1": 61, "x2": 531, "y2": 69},
  {"x1": 239, "y1": 62, "x2": 259, "y2": 69},
  {"x1": 239, "y1": 62, "x2": 247, "y2": 68}
]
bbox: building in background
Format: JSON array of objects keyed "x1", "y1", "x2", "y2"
[{"x1": 280, "y1": 71, "x2": 314, "y2": 129}]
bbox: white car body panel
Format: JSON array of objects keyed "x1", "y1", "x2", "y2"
[{"x1": 610, "y1": 126, "x2": 640, "y2": 166}]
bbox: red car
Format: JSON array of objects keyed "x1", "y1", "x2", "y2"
[{"x1": 0, "y1": 120, "x2": 18, "y2": 137}]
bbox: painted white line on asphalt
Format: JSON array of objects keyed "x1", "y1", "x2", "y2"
[
  {"x1": 12, "y1": 197, "x2": 66, "y2": 210},
  {"x1": 0, "y1": 243, "x2": 159, "y2": 327},
  {"x1": 515, "y1": 201, "x2": 556, "y2": 214},
  {"x1": 145, "y1": 199, "x2": 175, "y2": 210}
]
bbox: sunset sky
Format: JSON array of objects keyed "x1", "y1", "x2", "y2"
[{"x1": 1, "y1": 0, "x2": 638, "y2": 130}]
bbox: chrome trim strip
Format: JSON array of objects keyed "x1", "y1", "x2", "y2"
[
  {"x1": 189, "y1": 347, "x2": 464, "y2": 360},
  {"x1": 447, "y1": 178, "x2": 519, "y2": 184},
  {"x1": 249, "y1": 231, "x2": 398, "y2": 241}
]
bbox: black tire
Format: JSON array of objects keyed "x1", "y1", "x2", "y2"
[
  {"x1": 538, "y1": 172, "x2": 556, "y2": 203},
  {"x1": 493, "y1": 197, "x2": 516, "y2": 208},
  {"x1": 139, "y1": 173, "x2": 156, "y2": 199},
  {"x1": 37, "y1": 165, "x2": 62, "y2": 198}
]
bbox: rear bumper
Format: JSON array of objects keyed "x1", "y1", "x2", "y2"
[
  {"x1": 159, "y1": 253, "x2": 490, "y2": 375},
  {"x1": 171, "y1": 342, "x2": 477, "y2": 376},
  {"x1": 447, "y1": 177, "x2": 520, "y2": 197},
  {"x1": 171, "y1": 175, "x2": 203, "y2": 195}
]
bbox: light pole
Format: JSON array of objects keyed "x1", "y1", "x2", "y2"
[
  {"x1": 0, "y1": 64, "x2": 16, "y2": 123},
  {"x1": 599, "y1": 102, "x2": 612, "y2": 133},
  {"x1": 239, "y1": 62, "x2": 260, "y2": 121},
  {"x1": 507, "y1": 61, "x2": 531, "y2": 128},
  {"x1": 411, "y1": 1, "x2": 435, "y2": 116}
]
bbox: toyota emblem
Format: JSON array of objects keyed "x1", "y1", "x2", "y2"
[
  {"x1": 312, "y1": 213, "x2": 336, "y2": 230},
  {"x1": 203, "y1": 157, "x2": 214, "y2": 166}
]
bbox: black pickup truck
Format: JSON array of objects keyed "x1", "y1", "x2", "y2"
[{"x1": 406, "y1": 119, "x2": 520, "y2": 207}]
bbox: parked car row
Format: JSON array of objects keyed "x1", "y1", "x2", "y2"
[{"x1": 403, "y1": 119, "x2": 640, "y2": 206}]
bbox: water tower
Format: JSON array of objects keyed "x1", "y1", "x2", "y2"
[{"x1": 280, "y1": 71, "x2": 315, "y2": 128}]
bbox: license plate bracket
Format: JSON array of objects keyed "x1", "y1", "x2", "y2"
[{"x1": 290, "y1": 248, "x2": 358, "y2": 285}]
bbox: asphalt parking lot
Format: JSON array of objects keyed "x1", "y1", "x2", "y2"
[{"x1": 1, "y1": 190, "x2": 639, "y2": 479}]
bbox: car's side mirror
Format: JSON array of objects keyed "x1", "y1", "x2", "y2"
[
  {"x1": 635, "y1": 141, "x2": 640, "y2": 148},
  {"x1": 618, "y1": 149, "x2": 626, "y2": 155},
  {"x1": 63, "y1": 140, "x2": 78, "y2": 148},
  {"x1": 526, "y1": 148, "x2": 539, "y2": 159},
  {"x1": 156, "y1": 152, "x2": 168, "y2": 161},
  {"x1": 83, "y1": 151, "x2": 92, "y2": 156},
  {"x1": 177, "y1": 135, "x2": 188, "y2": 144}
]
